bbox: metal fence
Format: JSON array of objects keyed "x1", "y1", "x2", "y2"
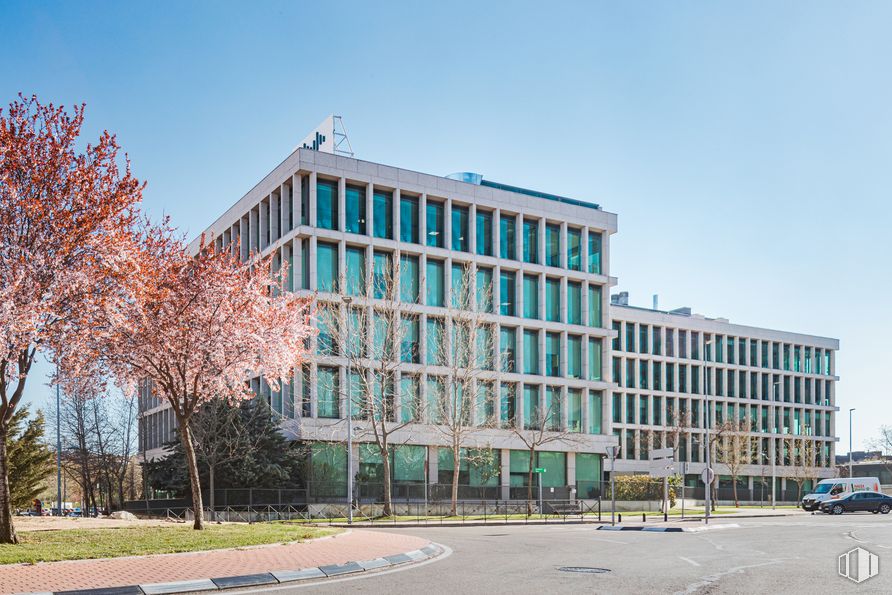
[{"x1": 126, "y1": 478, "x2": 802, "y2": 521}]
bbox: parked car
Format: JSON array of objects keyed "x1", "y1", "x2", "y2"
[
  {"x1": 801, "y1": 477, "x2": 882, "y2": 511},
  {"x1": 820, "y1": 490, "x2": 892, "y2": 515}
]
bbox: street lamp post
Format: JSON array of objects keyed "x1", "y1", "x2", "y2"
[
  {"x1": 343, "y1": 296, "x2": 354, "y2": 525},
  {"x1": 772, "y1": 381, "x2": 779, "y2": 510},
  {"x1": 56, "y1": 382, "x2": 61, "y2": 517},
  {"x1": 704, "y1": 339, "x2": 713, "y2": 524},
  {"x1": 849, "y1": 408, "x2": 856, "y2": 478}
]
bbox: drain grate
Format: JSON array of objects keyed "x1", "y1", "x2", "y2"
[{"x1": 558, "y1": 567, "x2": 611, "y2": 574}]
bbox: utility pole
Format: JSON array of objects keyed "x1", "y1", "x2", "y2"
[
  {"x1": 343, "y1": 295, "x2": 354, "y2": 525},
  {"x1": 849, "y1": 408, "x2": 856, "y2": 478}
]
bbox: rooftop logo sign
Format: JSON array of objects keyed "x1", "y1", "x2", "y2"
[{"x1": 297, "y1": 116, "x2": 354, "y2": 157}]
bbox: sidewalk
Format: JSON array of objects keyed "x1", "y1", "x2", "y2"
[
  {"x1": 321, "y1": 507, "x2": 805, "y2": 528},
  {"x1": 0, "y1": 529, "x2": 429, "y2": 594}
]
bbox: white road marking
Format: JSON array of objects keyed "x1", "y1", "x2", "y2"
[
  {"x1": 590, "y1": 537, "x2": 631, "y2": 545},
  {"x1": 678, "y1": 556, "x2": 701, "y2": 567}
]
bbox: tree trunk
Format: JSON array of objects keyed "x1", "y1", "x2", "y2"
[
  {"x1": 209, "y1": 465, "x2": 216, "y2": 522},
  {"x1": 381, "y1": 452, "x2": 393, "y2": 517},
  {"x1": 732, "y1": 477, "x2": 739, "y2": 508},
  {"x1": 179, "y1": 424, "x2": 204, "y2": 530},
  {"x1": 450, "y1": 446, "x2": 461, "y2": 516},
  {"x1": 526, "y1": 448, "x2": 535, "y2": 515},
  {"x1": 0, "y1": 426, "x2": 18, "y2": 544}
]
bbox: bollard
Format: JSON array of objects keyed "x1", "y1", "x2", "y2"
[
  {"x1": 664, "y1": 511, "x2": 668, "y2": 522},
  {"x1": 642, "y1": 512, "x2": 646, "y2": 523},
  {"x1": 618, "y1": 513, "x2": 622, "y2": 523}
]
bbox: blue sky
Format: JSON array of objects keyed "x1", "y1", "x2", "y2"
[{"x1": 1, "y1": 1, "x2": 889, "y2": 453}]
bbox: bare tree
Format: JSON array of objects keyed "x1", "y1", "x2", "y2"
[
  {"x1": 785, "y1": 437, "x2": 821, "y2": 500},
  {"x1": 510, "y1": 391, "x2": 581, "y2": 514},
  {"x1": 713, "y1": 419, "x2": 754, "y2": 507},
  {"x1": 318, "y1": 256, "x2": 418, "y2": 517},
  {"x1": 867, "y1": 425, "x2": 892, "y2": 481},
  {"x1": 189, "y1": 397, "x2": 270, "y2": 520},
  {"x1": 428, "y1": 263, "x2": 497, "y2": 515}
]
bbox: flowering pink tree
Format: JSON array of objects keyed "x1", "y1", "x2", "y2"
[
  {"x1": 61, "y1": 224, "x2": 315, "y2": 530},
  {"x1": 0, "y1": 96, "x2": 142, "y2": 544}
]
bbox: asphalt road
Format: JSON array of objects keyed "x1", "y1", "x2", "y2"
[{"x1": 238, "y1": 514, "x2": 892, "y2": 594}]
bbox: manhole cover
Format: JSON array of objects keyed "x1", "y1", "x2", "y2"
[{"x1": 558, "y1": 567, "x2": 611, "y2": 574}]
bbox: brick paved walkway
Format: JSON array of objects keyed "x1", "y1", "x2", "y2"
[{"x1": 0, "y1": 529, "x2": 429, "y2": 594}]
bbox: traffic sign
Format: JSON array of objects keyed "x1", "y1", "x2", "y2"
[
  {"x1": 605, "y1": 445, "x2": 621, "y2": 458},
  {"x1": 701, "y1": 468, "x2": 715, "y2": 485},
  {"x1": 534, "y1": 467, "x2": 546, "y2": 473},
  {"x1": 651, "y1": 447, "x2": 674, "y2": 459}
]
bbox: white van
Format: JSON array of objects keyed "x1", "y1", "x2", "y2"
[{"x1": 801, "y1": 477, "x2": 882, "y2": 511}]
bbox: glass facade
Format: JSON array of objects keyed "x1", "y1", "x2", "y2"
[
  {"x1": 426, "y1": 259, "x2": 445, "y2": 306},
  {"x1": 567, "y1": 281, "x2": 582, "y2": 325},
  {"x1": 567, "y1": 228, "x2": 582, "y2": 271},
  {"x1": 399, "y1": 255, "x2": 419, "y2": 302},
  {"x1": 317, "y1": 179, "x2": 338, "y2": 230},
  {"x1": 426, "y1": 200, "x2": 444, "y2": 247},
  {"x1": 500, "y1": 214, "x2": 516, "y2": 260},
  {"x1": 345, "y1": 185, "x2": 366, "y2": 234},
  {"x1": 400, "y1": 195, "x2": 419, "y2": 243},
  {"x1": 500, "y1": 271, "x2": 516, "y2": 316},
  {"x1": 522, "y1": 219, "x2": 538, "y2": 263},
  {"x1": 523, "y1": 330, "x2": 539, "y2": 375},
  {"x1": 476, "y1": 210, "x2": 493, "y2": 256},
  {"x1": 523, "y1": 274, "x2": 539, "y2": 319},
  {"x1": 545, "y1": 224, "x2": 561, "y2": 267},
  {"x1": 317, "y1": 241, "x2": 338, "y2": 292},
  {"x1": 452, "y1": 205, "x2": 469, "y2": 251},
  {"x1": 373, "y1": 189, "x2": 392, "y2": 239},
  {"x1": 545, "y1": 278, "x2": 561, "y2": 322},
  {"x1": 588, "y1": 232, "x2": 602, "y2": 274}
]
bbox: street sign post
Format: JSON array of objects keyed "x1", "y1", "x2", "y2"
[
  {"x1": 650, "y1": 448, "x2": 675, "y2": 518},
  {"x1": 701, "y1": 468, "x2": 715, "y2": 485},
  {"x1": 534, "y1": 468, "x2": 546, "y2": 514},
  {"x1": 605, "y1": 445, "x2": 621, "y2": 525}
]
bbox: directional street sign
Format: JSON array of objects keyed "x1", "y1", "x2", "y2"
[
  {"x1": 534, "y1": 468, "x2": 546, "y2": 473},
  {"x1": 651, "y1": 447, "x2": 674, "y2": 459}
]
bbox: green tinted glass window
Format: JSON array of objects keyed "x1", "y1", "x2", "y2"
[
  {"x1": 316, "y1": 180, "x2": 338, "y2": 230},
  {"x1": 345, "y1": 185, "x2": 366, "y2": 234},
  {"x1": 316, "y1": 242, "x2": 338, "y2": 292},
  {"x1": 373, "y1": 190, "x2": 392, "y2": 239},
  {"x1": 500, "y1": 214, "x2": 516, "y2": 260}
]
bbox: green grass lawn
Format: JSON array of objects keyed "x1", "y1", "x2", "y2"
[{"x1": 0, "y1": 523, "x2": 339, "y2": 565}]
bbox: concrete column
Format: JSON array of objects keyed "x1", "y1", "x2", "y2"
[
  {"x1": 500, "y1": 448, "x2": 511, "y2": 500},
  {"x1": 337, "y1": 177, "x2": 346, "y2": 233},
  {"x1": 468, "y1": 203, "x2": 477, "y2": 254},
  {"x1": 393, "y1": 188, "x2": 401, "y2": 242},
  {"x1": 308, "y1": 171, "x2": 317, "y2": 228}
]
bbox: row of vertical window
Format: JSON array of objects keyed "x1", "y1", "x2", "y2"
[
  {"x1": 310, "y1": 368, "x2": 603, "y2": 434},
  {"x1": 612, "y1": 428, "x2": 833, "y2": 467},
  {"x1": 318, "y1": 314, "x2": 603, "y2": 381},
  {"x1": 316, "y1": 242, "x2": 604, "y2": 325},
  {"x1": 308, "y1": 444, "x2": 602, "y2": 496},
  {"x1": 611, "y1": 357, "x2": 833, "y2": 405},
  {"x1": 314, "y1": 179, "x2": 603, "y2": 273},
  {"x1": 612, "y1": 322, "x2": 834, "y2": 376},
  {"x1": 610, "y1": 393, "x2": 833, "y2": 437}
]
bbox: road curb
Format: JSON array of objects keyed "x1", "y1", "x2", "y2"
[
  {"x1": 19, "y1": 543, "x2": 446, "y2": 595},
  {"x1": 598, "y1": 523, "x2": 741, "y2": 533}
]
